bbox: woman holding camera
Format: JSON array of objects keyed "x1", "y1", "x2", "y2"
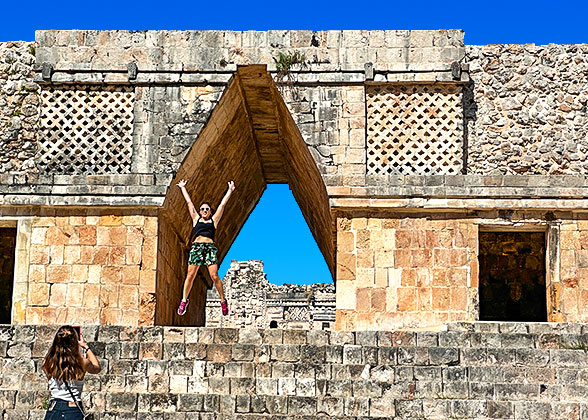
[{"x1": 42, "y1": 325, "x2": 101, "y2": 420}]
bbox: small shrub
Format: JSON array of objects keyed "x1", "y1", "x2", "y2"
[{"x1": 272, "y1": 50, "x2": 306, "y2": 81}]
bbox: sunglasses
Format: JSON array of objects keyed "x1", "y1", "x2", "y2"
[{"x1": 200, "y1": 207, "x2": 210, "y2": 211}]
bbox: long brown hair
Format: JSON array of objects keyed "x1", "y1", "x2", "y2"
[{"x1": 43, "y1": 326, "x2": 85, "y2": 382}]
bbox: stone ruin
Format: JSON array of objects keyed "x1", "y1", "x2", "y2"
[
  {"x1": 1, "y1": 30, "x2": 588, "y2": 331},
  {"x1": 2, "y1": 28, "x2": 588, "y2": 420},
  {"x1": 205, "y1": 260, "x2": 335, "y2": 329}
]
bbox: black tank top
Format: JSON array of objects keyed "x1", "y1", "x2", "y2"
[{"x1": 191, "y1": 218, "x2": 216, "y2": 242}]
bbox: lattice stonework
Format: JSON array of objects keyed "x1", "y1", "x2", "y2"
[
  {"x1": 38, "y1": 85, "x2": 135, "y2": 174},
  {"x1": 285, "y1": 306, "x2": 310, "y2": 321},
  {"x1": 366, "y1": 84, "x2": 463, "y2": 175}
]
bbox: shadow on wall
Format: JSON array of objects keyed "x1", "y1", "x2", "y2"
[{"x1": 462, "y1": 81, "x2": 478, "y2": 174}]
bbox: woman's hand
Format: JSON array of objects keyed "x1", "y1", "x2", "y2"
[
  {"x1": 177, "y1": 179, "x2": 187, "y2": 189},
  {"x1": 78, "y1": 333, "x2": 88, "y2": 349},
  {"x1": 78, "y1": 334, "x2": 88, "y2": 358},
  {"x1": 227, "y1": 181, "x2": 235, "y2": 192}
]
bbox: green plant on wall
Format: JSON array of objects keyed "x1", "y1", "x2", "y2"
[
  {"x1": 559, "y1": 336, "x2": 588, "y2": 351},
  {"x1": 272, "y1": 50, "x2": 307, "y2": 82},
  {"x1": 40, "y1": 395, "x2": 50, "y2": 410}
]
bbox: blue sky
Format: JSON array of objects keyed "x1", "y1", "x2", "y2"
[
  {"x1": 1, "y1": 0, "x2": 587, "y2": 45},
  {"x1": 2, "y1": 0, "x2": 586, "y2": 284}
]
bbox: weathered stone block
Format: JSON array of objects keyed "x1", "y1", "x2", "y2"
[
  {"x1": 271, "y1": 345, "x2": 300, "y2": 362},
  {"x1": 288, "y1": 396, "x2": 316, "y2": 416},
  {"x1": 214, "y1": 328, "x2": 238, "y2": 344},
  {"x1": 398, "y1": 346, "x2": 429, "y2": 366},
  {"x1": 429, "y1": 347, "x2": 459, "y2": 365},
  {"x1": 206, "y1": 344, "x2": 232, "y2": 363},
  {"x1": 163, "y1": 343, "x2": 185, "y2": 360},
  {"x1": 230, "y1": 378, "x2": 255, "y2": 395},
  {"x1": 300, "y1": 346, "x2": 326, "y2": 364},
  {"x1": 106, "y1": 392, "x2": 137, "y2": 411},
  {"x1": 256, "y1": 378, "x2": 278, "y2": 395},
  {"x1": 342, "y1": 345, "x2": 363, "y2": 364},
  {"x1": 265, "y1": 396, "x2": 288, "y2": 414}
]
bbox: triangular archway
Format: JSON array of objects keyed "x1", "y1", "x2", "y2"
[{"x1": 156, "y1": 66, "x2": 334, "y2": 326}]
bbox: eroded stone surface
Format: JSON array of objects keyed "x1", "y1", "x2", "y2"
[{"x1": 1, "y1": 323, "x2": 588, "y2": 419}]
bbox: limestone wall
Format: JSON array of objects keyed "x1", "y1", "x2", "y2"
[
  {"x1": 2, "y1": 32, "x2": 588, "y2": 201},
  {"x1": 335, "y1": 213, "x2": 478, "y2": 331},
  {"x1": 34, "y1": 30, "x2": 464, "y2": 73},
  {"x1": 0, "y1": 42, "x2": 38, "y2": 174},
  {"x1": 0, "y1": 208, "x2": 158, "y2": 326},
  {"x1": 334, "y1": 210, "x2": 588, "y2": 331},
  {"x1": 2, "y1": 323, "x2": 588, "y2": 419},
  {"x1": 4, "y1": 31, "x2": 588, "y2": 329},
  {"x1": 282, "y1": 85, "x2": 367, "y2": 188},
  {"x1": 467, "y1": 44, "x2": 588, "y2": 175},
  {"x1": 557, "y1": 219, "x2": 588, "y2": 322}
]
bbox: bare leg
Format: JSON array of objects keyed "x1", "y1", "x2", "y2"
[
  {"x1": 207, "y1": 264, "x2": 225, "y2": 302},
  {"x1": 182, "y1": 265, "x2": 200, "y2": 301}
]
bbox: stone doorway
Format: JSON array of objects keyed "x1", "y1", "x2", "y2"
[
  {"x1": 157, "y1": 66, "x2": 334, "y2": 326},
  {"x1": 479, "y1": 231, "x2": 547, "y2": 322},
  {"x1": 0, "y1": 227, "x2": 16, "y2": 324}
]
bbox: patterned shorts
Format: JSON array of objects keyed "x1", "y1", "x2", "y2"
[{"x1": 188, "y1": 242, "x2": 218, "y2": 266}]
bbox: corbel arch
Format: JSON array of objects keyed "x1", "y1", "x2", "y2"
[{"x1": 156, "y1": 65, "x2": 333, "y2": 326}]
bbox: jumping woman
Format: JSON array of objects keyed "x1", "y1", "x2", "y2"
[
  {"x1": 177, "y1": 179, "x2": 235, "y2": 316},
  {"x1": 42, "y1": 326, "x2": 101, "y2": 420}
]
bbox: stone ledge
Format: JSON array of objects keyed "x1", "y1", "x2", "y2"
[
  {"x1": 326, "y1": 175, "x2": 588, "y2": 200},
  {"x1": 31, "y1": 69, "x2": 470, "y2": 85},
  {"x1": 362, "y1": 174, "x2": 588, "y2": 188},
  {"x1": 0, "y1": 173, "x2": 159, "y2": 186},
  {"x1": 0, "y1": 173, "x2": 169, "y2": 206},
  {"x1": 330, "y1": 197, "x2": 588, "y2": 211},
  {"x1": 3, "y1": 322, "x2": 588, "y2": 346},
  {"x1": 0, "y1": 194, "x2": 165, "y2": 207},
  {"x1": 34, "y1": 71, "x2": 235, "y2": 85}
]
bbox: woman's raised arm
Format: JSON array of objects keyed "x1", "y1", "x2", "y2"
[
  {"x1": 177, "y1": 179, "x2": 198, "y2": 222},
  {"x1": 79, "y1": 334, "x2": 101, "y2": 374},
  {"x1": 213, "y1": 181, "x2": 235, "y2": 226}
]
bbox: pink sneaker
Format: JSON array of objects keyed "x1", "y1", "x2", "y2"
[
  {"x1": 177, "y1": 299, "x2": 189, "y2": 316},
  {"x1": 221, "y1": 300, "x2": 229, "y2": 316}
]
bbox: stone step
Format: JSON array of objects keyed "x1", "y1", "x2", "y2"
[
  {"x1": 5, "y1": 377, "x2": 588, "y2": 408},
  {"x1": 17, "y1": 337, "x2": 588, "y2": 364},
  {"x1": 4, "y1": 325, "x2": 588, "y2": 420},
  {"x1": 4, "y1": 324, "x2": 588, "y2": 353},
  {"x1": 6, "y1": 393, "x2": 588, "y2": 420},
  {"x1": 446, "y1": 321, "x2": 587, "y2": 335},
  {"x1": 7, "y1": 346, "x2": 588, "y2": 378}
]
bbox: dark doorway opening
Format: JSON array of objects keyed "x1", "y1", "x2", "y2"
[
  {"x1": 0, "y1": 227, "x2": 16, "y2": 324},
  {"x1": 479, "y1": 231, "x2": 547, "y2": 322}
]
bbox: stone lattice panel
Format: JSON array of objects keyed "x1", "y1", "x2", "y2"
[
  {"x1": 285, "y1": 306, "x2": 310, "y2": 321},
  {"x1": 38, "y1": 85, "x2": 135, "y2": 174},
  {"x1": 366, "y1": 84, "x2": 463, "y2": 175}
]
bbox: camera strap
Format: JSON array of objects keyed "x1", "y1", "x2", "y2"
[{"x1": 64, "y1": 381, "x2": 88, "y2": 419}]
